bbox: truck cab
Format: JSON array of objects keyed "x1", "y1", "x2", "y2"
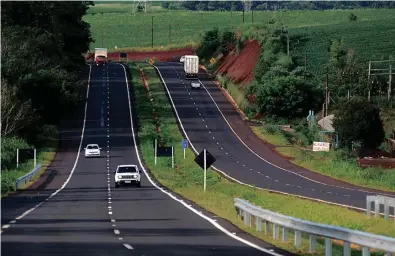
[{"x1": 94, "y1": 48, "x2": 108, "y2": 67}]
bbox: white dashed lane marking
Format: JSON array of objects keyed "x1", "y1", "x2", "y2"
[
  {"x1": 123, "y1": 244, "x2": 134, "y2": 250},
  {"x1": 114, "y1": 229, "x2": 120, "y2": 235}
]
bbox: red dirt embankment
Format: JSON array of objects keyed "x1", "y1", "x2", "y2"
[
  {"x1": 86, "y1": 47, "x2": 195, "y2": 62},
  {"x1": 215, "y1": 40, "x2": 261, "y2": 86}
]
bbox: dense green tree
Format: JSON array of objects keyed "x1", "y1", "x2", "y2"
[
  {"x1": 333, "y1": 98, "x2": 385, "y2": 150},
  {"x1": 255, "y1": 75, "x2": 322, "y2": 118},
  {"x1": 1, "y1": 1, "x2": 94, "y2": 148}
]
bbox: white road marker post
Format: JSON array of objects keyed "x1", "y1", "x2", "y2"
[
  {"x1": 16, "y1": 149, "x2": 19, "y2": 169},
  {"x1": 183, "y1": 147, "x2": 186, "y2": 159},
  {"x1": 34, "y1": 148, "x2": 37, "y2": 167},
  {"x1": 172, "y1": 146, "x2": 174, "y2": 169},
  {"x1": 154, "y1": 139, "x2": 157, "y2": 166},
  {"x1": 204, "y1": 149, "x2": 207, "y2": 192}
]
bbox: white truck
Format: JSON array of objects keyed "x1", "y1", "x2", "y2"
[
  {"x1": 94, "y1": 48, "x2": 108, "y2": 67},
  {"x1": 184, "y1": 55, "x2": 199, "y2": 79}
]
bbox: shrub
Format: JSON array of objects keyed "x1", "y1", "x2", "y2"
[
  {"x1": 265, "y1": 124, "x2": 281, "y2": 135},
  {"x1": 1, "y1": 136, "x2": 30, "y2": 170},
  {"x1": 333, "y1": 98, "x2": 385, "y2": 151}
]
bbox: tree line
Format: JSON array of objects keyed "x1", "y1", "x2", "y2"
[
  {"x1": 161, "y1": 1, "x2": 395, "y2": 11},
  {"x1": 1, "y1": 2, "x2": 94, "y2": 170}
]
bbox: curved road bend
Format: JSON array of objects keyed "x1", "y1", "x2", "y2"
[
  {"x1": 1, "y1": 63, "x2": 293, "y2": 256},
  {"x1": 154, "y1": 62, "x2": 395, "y2": 213}
]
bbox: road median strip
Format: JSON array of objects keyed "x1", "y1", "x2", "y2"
[{"x1": 130, "y1": 61, "x2": 394, "y2": 256}]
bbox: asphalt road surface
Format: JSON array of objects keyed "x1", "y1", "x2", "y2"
[
  {"x1": 154, "y1": 62, "x2": 395, "y2": 214},
  {"x1": 1, "y1": 63, "x2": 293, "y2": 256}
]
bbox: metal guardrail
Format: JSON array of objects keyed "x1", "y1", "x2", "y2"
[
  {"x1": 366, "y1": 195, "x2": 395, "y2": 221},
  {"x1": 234, "y1": 198, "x2": 395, "y2": 256},
  {"x1": 15, "y1": 163, "x2": 43, "y2": 190}
]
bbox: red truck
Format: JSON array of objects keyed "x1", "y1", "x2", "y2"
[{"x1": 94, "y1": 48, "x2": 108, "y2": 67}]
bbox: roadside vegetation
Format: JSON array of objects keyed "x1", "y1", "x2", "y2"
[
  {"x1": 1, "y1": 2, "x2": 93, "y2": 196},
  {"x1": 129, "y1": 62, "x2": 394, "y2": 255},
  {"x1": 195, "y1": 12, "x2": 395, "y2": 191}
]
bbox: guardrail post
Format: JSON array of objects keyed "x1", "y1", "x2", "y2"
[
  {"x1": 366, "y1": 196, "x2": 372, "y2": 216},
  {"x1": 264, "y1": 221, "x2": 269, "y2": 234},
  {"x1": 344, "y1": 242, "x2": 351, "y2": 256},
  {"x1": 362, "y1": 247, "x2": 370, "y2": 256},
  {"x1": 325, "y1": 238, "x2": 332, "y2": 256},
  {"x1": 282, "y1": 227, "x2": 289, "y2": 242},
  {"x1": 256, "y1": 217, "x2": 262, "y2": 232},
  {"x1": 374, "y1": 198, "x2": 380, "y2": 217},
  {"x1": 309, "y1": 235, "x2": 316, "y2": 252},
  {"x1": 294, "y1": 230, "x2": 302, "y2": 248},
  {"x1": 384, "y1": 198, "x2": 389, "y2": 220},
  {"x1": 273, "y1": 224, "x2": 279, "y2": 240},
  {"x1": 243, "y1": 211, "x2": 250, "y2": 226}
]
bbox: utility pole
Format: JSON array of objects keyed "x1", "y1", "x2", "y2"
[
  {"x1": 101, "y1": 26, "x2": 104, "y2": 47},
  {"x1": 304, "y1": 53, "x2": 307, "y2": 80},
  {"x1": 367, "y1": 59, "x2": 394, "y2": 102},
  {"x1": 151, "y1": 16, "x2": 154, "y2": 48},
  {"x1": 287, "y1": 33, "x2": 289, "y2": 56},
  {"x1": 242, "y1": 9, "x2": 245, "y2": 23},
  {"x1": 389, "y1": 65, "x2": 392, "y2": 101},
  {"x1": 325, "y1": 67, "x2": 329, "y2": 117},
  {"x1": 168, "y1": 25, "x2": 171, "y2": 45},
  {"x1": 368, "y1": 61, "x2": 371, "y2": 102}
]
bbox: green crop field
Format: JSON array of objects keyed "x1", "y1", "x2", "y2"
[{"x1": 84, "y1": 5, "x2": 395, "y2": 55}]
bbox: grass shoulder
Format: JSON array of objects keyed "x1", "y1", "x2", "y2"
[
  {"x1": 251, "y1": 126, "x2": 395, "y2": 193},
  {"x1": 1, "y1": 139, "x2": 58, "y2": 198},
  {"x1": 129, "y1": 61, "x2": 394, "y2": 255}
]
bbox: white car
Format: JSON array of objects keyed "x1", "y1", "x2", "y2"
[
  {"x1": 114, "y1": 164, "x2": 141, "y2": 188},
  {"x1": 180, "y1": 56, "x2": 185, "y2": 62},
  {"x1": 191, "y1": 81, "x2": 201, "y2": 89},
  {"x1": 84, "y1": 144, "x2": 101, "y2": 157}
]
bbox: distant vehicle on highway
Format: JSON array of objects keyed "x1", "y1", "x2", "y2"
[
  {"x1": 84, "y1": 144, "x2": 101, "y2": 158},
  {"x1": 180, "y1": 56, "x2": 185, "y2": 62},
  {"x1": 184, "y1": 55, "x2": 199, "y2": 79},
  {"x1": 190, "y1": 81, "x2": 201, "y2": 89},
  {"x1": 94, "y1": 47, "x2": 108, "y2": 67},
  {"x1": 114, "y1": 164, "x2": 142, "y2": 188}
]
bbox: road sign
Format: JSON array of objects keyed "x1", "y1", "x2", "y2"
[
  {"x1": 157, "y1": 146, "x2": 172, "y2": 157},
  {"x1": 182, "y1": 139, "x2": 188, "y2": 149},
  {"x1": 194, "y1": 149, "x2": 216, "y2": 170},
  {"x1": 313, "y1": 142, "x2": 330, "y2": 152},
  {"x1": 209, "y1": 57, "x2": 216, "y2": 64},
  {"x1": 120, "y1": 52, "x2": 127, "y2": 58}
]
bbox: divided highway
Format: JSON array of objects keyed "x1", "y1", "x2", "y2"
[
  {"x1": 154, "y1": 62, "x2": 395, "y2": 213},
  {"x1": 1, "y1": 63, "x2": 291, "y2": 256}
]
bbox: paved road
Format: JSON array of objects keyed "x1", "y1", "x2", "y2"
[
  {"x1": 1, "y1": 63, "x2": 292, "y2": 256},
  {"x1": 154, "y1": 62, "x2": 395, "y2": 213}
]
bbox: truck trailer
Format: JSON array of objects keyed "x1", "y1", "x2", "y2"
[
  {"x1": 94, "y1": 48, "x2": 108, "y2": 67},
  {"x1": 184, "y1": 55, "x2": 199, "y2": 79}
]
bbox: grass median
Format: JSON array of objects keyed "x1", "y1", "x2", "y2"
[{"x1": 129, "y1": 61, "x2": 394, "y2": 256}]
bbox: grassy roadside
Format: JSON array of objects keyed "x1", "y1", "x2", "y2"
[
  {"x1": 1, "y1": 140, "x2": 58, "y2": 198},
  {"x1": 129, "y1": 61, "x2": 393, "y2": 256},
  {"x1": 214, "y1": 72, "x2": 395, "y2": 193},
  {"x1": 251, "y1": 126, "x2": 395, "y2": 193}
]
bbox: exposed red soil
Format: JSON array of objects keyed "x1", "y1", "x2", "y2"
[
  {"x1": 215, "y1": 40, "x2": 261, "y2": 86},
  {"x1": 85, "y1": 47, "x2": 195, "y2": 62},
  {"x1": 357, "y1": 158, "x2": 395, "y2": 169}
]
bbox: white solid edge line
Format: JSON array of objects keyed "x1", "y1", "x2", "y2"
[
  {"x1": 151, "y1": 64, "x2": 395, "y2": 218},
  {"x1": 13, "y1": 64, "x2": 92, "y2": 221},
  {"x1": 119, "y1": 63, "x2": 282, "y2": 256},
  {"x1": 193, "y1": 73, "x2": 395, "y2": 197}
]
